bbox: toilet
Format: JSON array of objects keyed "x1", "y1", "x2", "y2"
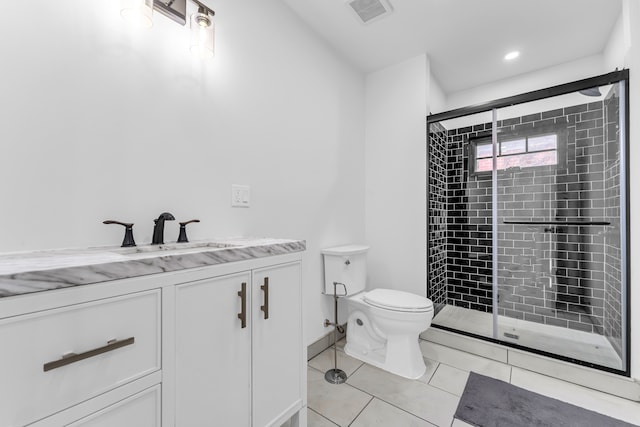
[{"x1": 322, "y1": 245, "x2": 433, "y2": 379}]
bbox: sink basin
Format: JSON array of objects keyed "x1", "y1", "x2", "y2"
[{"x1": 112, "y1": 241, "x2": 239, "y2": 256}]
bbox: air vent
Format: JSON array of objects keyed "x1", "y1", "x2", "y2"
[{"x1": 346, "y1": 0, "x2": 393, "y2": 24}]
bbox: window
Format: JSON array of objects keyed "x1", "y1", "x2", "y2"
[{"x1": 471, "y1": 133, "x2": 558, "y2": 174}]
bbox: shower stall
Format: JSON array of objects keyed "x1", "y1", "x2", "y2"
[{"x1": 427, "y1": 70, "x2": 630, "y2": 375}]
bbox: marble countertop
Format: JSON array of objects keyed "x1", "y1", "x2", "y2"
[{"x1": 0, "y1": 237, "x2": 306, "y2": 298}]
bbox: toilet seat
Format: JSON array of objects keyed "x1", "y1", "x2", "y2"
[{"x1": 364, "y1": 289, "x2": 433, "y2": 313}]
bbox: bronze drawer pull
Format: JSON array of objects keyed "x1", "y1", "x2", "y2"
[
  {"x1": 237, "y1": 282, "x2": 247, "y2": 328},
  {"x1": 260, "y1": 277, "x2": 269, "y2": 320},
  {"x1": 43, "y1": 337, "x2": 135, "y2": 372}
]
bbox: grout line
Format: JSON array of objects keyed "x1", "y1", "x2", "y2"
[
  {"x1": 423, "y1": 357, "x2": 440, "y2": 383},
  {"x1": 307, "y1": 365, "x2": 325, "y2": 375},
  {"x1": 346, "y1": 361, "x2": 366, "y2": 378},
  {"x1": 309, "y1": 408, "x2": 339, "y2": 427},
  {"x1": 346, "y1": 395, "x2": 374, "y2": 426},
  {"x1": 345, "y1": 364, "x2": 456, "y2": 425}
]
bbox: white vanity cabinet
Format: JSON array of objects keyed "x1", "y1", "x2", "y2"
[
  {"x1": 251, "y1": 263, "x2": 303, "y2": 427},
  {"x1": 174, "y1": 271, "x2": 253, "y2": 426},
  {"x1": 0, "y1": 242, "x2": 306, "y2": 427},
  {"x1": 174, "y1": 261, "x2": 304, "y2": 427},
  {"x1": 0, "y1": 288, "x2": 162, "y2": 427},
  {"x1": 66, "y1": 385, "x2": 161, "y2": 427}
]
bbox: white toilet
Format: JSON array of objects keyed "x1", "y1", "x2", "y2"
[{"x1": 322, "y1": 245, "x2": 433, "y2": 379}]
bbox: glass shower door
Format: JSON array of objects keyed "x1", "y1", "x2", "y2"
[{"x1": 494, "y1": 83, "x2": 626, "y2": 371}]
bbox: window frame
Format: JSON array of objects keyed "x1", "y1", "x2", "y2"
[{"x1": 468, "y1": 126, "x2": 567, "y2": 176}]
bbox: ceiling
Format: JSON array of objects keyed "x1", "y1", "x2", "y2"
[{"x1": 279, "y1": 0, "x2": 623, "y2": 94}]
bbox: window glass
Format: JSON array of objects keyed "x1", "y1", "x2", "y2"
[
  {"x1": 500, "y1": 139, "x2": 526, "y2": 155},
  {"x1": 476, "y1": 143, "x2": 493, "y2": 159},
  {"x1": 528, "y1": 134, "x2": 557, "y2": 152},
  {"x1": 473, "y1": 132, "x2": 559, "y2": 174}
]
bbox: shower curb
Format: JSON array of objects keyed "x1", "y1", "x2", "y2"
[{"x1": 421, "y1": 328, "x2": 640, "y2": 402}]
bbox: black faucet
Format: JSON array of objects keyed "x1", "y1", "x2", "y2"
[{"x1": 152, "y1": 212, "x2": 175, "y2": 245}]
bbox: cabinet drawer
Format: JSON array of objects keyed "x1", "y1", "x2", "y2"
[
  {"x1": 67, "y1": 385, "x2": 161, "y2": 427},
  {"x1": 0, "y1": 289, "x2": 161, "y2": 427}
]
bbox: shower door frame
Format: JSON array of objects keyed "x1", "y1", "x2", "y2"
[{"x1": 426, "y1": 69, "x2": 631, "y2": 376}]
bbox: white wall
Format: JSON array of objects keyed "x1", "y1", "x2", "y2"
[
  {"x1": 0, "y1": 0, "x2": 366, "y2": 346},
  {"x1": 364, "y1": 54, "x2": 429, "y2": 297},
  {"x1": 445, "y1": 54, "x2": 608, "y2": 112},
  {"x1": 429, "y1": 75, "x2": 446, "y2": 116}
]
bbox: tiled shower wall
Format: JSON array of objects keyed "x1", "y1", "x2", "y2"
[
  {"x1": 428, "y1": 91, "x2": 623, "y2": 342},
  {"x1": 428, "y1": 122, "x2": 448, "y2": 310}
]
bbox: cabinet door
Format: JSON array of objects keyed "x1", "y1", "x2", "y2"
[
  {"x1": 252, "y1": 262, "x2": 302, "y2": 427},
  {"x1": 176, "y1": 272, "x2": 252, "y2": 427},
  {"x1": 67, "y1": 385, "x2": 160, "y2": 427}
]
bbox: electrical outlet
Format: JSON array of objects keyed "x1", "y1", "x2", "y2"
[{"x1": 231, "y1": 185, "x2": 250, "y2": 208}]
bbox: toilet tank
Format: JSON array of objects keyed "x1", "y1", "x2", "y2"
[{"x1": 321, "y1": 245, "x2": 369, "y2": 295}]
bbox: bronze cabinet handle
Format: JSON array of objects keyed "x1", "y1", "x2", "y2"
[
  {"x1": 260, "y1": 277, "x2": 269, "y2": 320},
  {"x1": 237, "y1": 282, "x2": 247, "y2": 328},
  {"x1": 43, "y1": 337, "x2": 135, "y2": 372}
]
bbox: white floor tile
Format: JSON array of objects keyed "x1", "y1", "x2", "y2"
[
  {"x1": 308, "y1": 346, "x2": 364, "y2": 377},
  {"x1": 308, "y1": 409, "x2": 339, "y2": 427},
  {"x1": 347, "y1": 363, "x2": 460, "y2": 427},
  {"x1": 350, "y1": 398, "x2": 436, "y2": 427},
  {"x1": 428, "y1": 364, "x2": 469, "y2": 397},
  {"x1": 415, "y1": 357, "x2": 440, "y2": 386},
  {"x1": 510, "y1": 367, "x2": 640, "y2": 425},
  {"x1": 307, "y1": 367, "x2": 373, "y2": 427},
  {"x1": 420, "y1": 341, "x2": 511, "y2": 382}
]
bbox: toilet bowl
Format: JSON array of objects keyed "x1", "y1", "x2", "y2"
[
  {"x1": 344, "y1": 289, "x2": 433, "y2": 379},
  {"x1": 322, "y1": 245, "x2": 434, "y2": 379}
]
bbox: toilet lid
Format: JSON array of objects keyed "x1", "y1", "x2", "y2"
[{"x1": 364, "y1": 289, "x2": 433, "y2": 312}]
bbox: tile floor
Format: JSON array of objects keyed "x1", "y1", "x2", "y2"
[{"x1": 298, "y1": 339, "x2": 640, "y2": 427}]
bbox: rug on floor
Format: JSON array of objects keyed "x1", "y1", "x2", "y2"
[{"x1": 454, "y1": 371, "x2": 637, "y2": 427}]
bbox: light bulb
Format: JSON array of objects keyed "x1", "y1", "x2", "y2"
[
  {"x1": 190, "y1": 8, "x2": 215, "y2": 59},
  {"x1": 121, "y1": 0, "x2": 153, "y2": 29}
]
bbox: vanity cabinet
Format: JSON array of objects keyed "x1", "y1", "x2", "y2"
[
  {"x1": 175, "y1": 271, "x2": 252, "y2": 426},
  {"x1": 66, "y1": 385, "x2": 161, "y2": 427},
  {"x1": 174, "y1": 261, "x2": 303, "y2": 427},
  {"x1": 0, "y1": 289, "x2": 161, "y2": 427},
  {"x1": 251, "y1": 264, "x2": 303, "y2": 427},
  {"x1": 0, "y1": 244, "x2": 305, "y2": 427}
]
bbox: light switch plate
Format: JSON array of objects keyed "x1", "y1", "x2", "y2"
[{"x1": 231, "y1": 185, "x2": 250, "y2": 208}]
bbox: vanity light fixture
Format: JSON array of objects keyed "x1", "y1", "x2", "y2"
[
  {"x1": 504, "y1": 51, "x2": 520, "y2": 61},
  {"x1": 190, "y1": 1, "x2": 215, "y2": 58},
  {"x1": 120, "y1": 0, "x2": 216, "y2": 59},
  {"x1": 120, "y1": 0, "x2": 154, "y2": 28}
]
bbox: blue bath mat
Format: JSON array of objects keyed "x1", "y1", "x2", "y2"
[{"x1": 455, "y1": 372, "x2": 638, "y2": 427}]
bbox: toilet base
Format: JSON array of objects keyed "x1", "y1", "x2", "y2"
[{"x1": 344, "y1": 337, "x2": 427, "y2": 379}]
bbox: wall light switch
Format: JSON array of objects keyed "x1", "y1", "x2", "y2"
[{"x1": 231, "y1": 185, "x2": 250, "y2": 208}]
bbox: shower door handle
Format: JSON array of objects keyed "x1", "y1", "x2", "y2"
[
  {"x1": 260, "y1": 277, "x2": 269, "y2": 320},
  {"x1": 237, "y1": 282, "x2": 247, "y2": 328}
]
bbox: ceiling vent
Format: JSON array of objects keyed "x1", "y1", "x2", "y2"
[{"x1": 346, "y1": 0, "x2": 393, "y2": 24}]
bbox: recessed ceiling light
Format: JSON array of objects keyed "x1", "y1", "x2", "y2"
[{"x1": 504, "y1": 51, "x2": 520, "y2": 61}]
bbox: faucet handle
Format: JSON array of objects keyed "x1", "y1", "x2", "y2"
[
  {"x1": 177, "y1": 219, "x2": 200, "y2": 243},
  {"x1": 103, "y1": 220, "x2": 136, "y2": 247}
]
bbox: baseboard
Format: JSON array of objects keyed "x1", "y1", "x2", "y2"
[{"x1": 307, "y1": 325, "x2": 347, "y2": 361}]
